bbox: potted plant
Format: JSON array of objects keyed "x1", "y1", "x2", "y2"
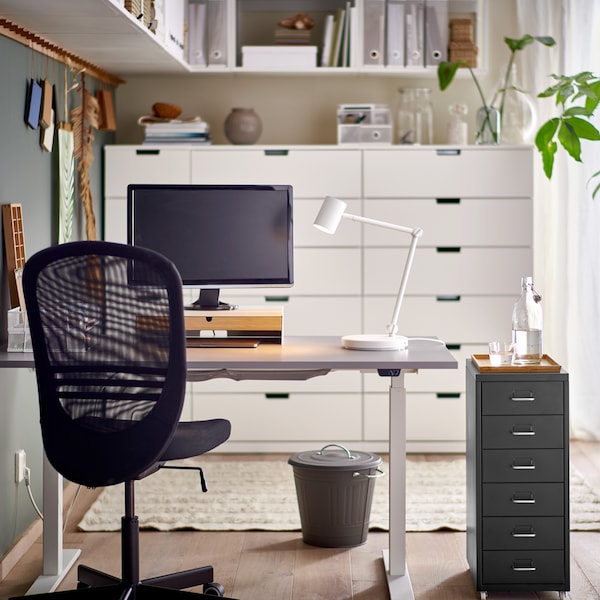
[
  {"x1": 535, "y1": 71, "x2": 600, "y2": 197},
  {"x1": 437, "y1": 34, "x2": 556, "y2": 143}
]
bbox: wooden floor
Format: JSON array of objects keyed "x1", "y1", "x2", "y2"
[{"x1": 2, "y1": 441, "x2": 600, "y2": 600}]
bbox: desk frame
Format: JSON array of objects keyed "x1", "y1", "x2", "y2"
[{"x1": 0, "y1": 336, "x2": 457, "y2": 599}]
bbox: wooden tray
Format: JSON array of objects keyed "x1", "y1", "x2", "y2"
[{"x1": 472, "y1": 354, "x2": 561, "y2": 373}]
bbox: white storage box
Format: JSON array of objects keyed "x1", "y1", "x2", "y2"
[
  {"x1": 242, "y1": 46, "x2": 317, "y2": 68},
  {"x1": 337, "y1": 104, "x2": 392, "y2": 145},
  {"x1": 7, "y1": 307, "x2": 32, "y2": 352}
]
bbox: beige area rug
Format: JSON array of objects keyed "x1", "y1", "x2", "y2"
[{"x1": 78, "y1": 457, "x2": 600, "y2": 533}]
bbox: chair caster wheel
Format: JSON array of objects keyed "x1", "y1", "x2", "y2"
[
  {"x1": 203, "y1": 582, "x2": 225, "y2": 596},
  {"x1": 480, "y1": 593, "x2": 488, "y2": 600}
]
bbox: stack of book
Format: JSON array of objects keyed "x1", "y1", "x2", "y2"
[
  {"x1": 274, "y1": 26, "x2": 311, "y2": 45},
  {"x1": 138, "y1": 115, "x2": 211, "y2": 145}
]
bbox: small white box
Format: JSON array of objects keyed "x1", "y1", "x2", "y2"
[
  {"x1": 242, "y1": 46, "x2": 317, "y2": 68},
  {"x1": 7, "y1": 308, "x2": 32, "y2": 352},
  {"x1": 337, "y1": 104, "x2": 392, "y2": 145}
]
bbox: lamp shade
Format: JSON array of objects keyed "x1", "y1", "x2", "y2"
[{"x1": 313, "y1": 196, "x2": 347, "y2": 234}]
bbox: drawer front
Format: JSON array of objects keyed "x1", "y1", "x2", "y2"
[
  {"x1": 104, "y1": 147, "x2": 191, "y2": 197},
  {"x1": 482, "y1": 550, "x2": 566, "y2": 586},
  {"x1": 482, "y1": 517, "x2": 565, "y2": 550},
  {"x1": 482, "y1": 415, "x2": 564, "y2": 449},
  {"x1": 363, "y1": 198, "x2": 532, "y2": 247},
  {"x1": 191, "y1": 392, "x2": 362, "y2": 441},
  {"x1": 364, "y1": 392, "x2": 466, "y2": 442},
  {"x1": 363, "y1": 147, "x2": 533, "y2": 198},
  {"x1": 482, "y1": 449, "x2": 564, "y2": 483},
  {"x1": 104, "y1": 197, "x2": 127, "y2": 243},
  {"x1": 191, "y1": 148, "x2": 362, "y2": 198},
  {"x1": 364, "y1": 248, "x2": 531, "y2": 295},
  {"x1": 365, "y1": 296, "x2": 513, "y2": 345},
  {"x1": 481, "y1": 381, "x2": 564, "y2": 415},
  {"x1": 482, "y1": 483, "x2": 565, "y2": 516}
]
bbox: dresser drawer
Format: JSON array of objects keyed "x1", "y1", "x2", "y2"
[
  {"x1": 482, "y1": 517, "x2": 565, "y2": 550},
  {"x1": 191, "y1": 392, "x2": 362, "y2": 441},
  {"x1": 482, "y1": 550, "x2": 566, "y2": 586},
  {"x1": 104, "y1": 147, "x2": 191, "y2": 197},
  {"x1": 363, "y1": 198, "x2": 532, "y2": 247},
  {"x1": 482, "y1": 483, "x2": 564, "y2": 517},
  {"x1": 364, "y1": 296, "x2": 513, "y2": 345},
  {"x1": 365, "y1": 248, "x2": 531, "y2": 295},
  {"x1": 482, "y1": 415, "x2": 564, "y2": 449},
  {"x1": 364, "y1": 147, "x2": 533, "y2": 199},
  {"x1": 191, "y1": 148, "x2": 362, "y2": 198},
  {"x1": 481, "y1": 381, "x2": 565, "y2": 415},
  {"x1": 482, "y1": 449, "x2": 564, "y2": 483}
]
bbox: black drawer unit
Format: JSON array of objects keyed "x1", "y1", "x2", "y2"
[{"x1": 466, "y1": 359, "x2": 570, "y2": 599}]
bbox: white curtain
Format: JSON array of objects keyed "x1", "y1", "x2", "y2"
[{"x1": 517, "y1": 0, "x2": 600, "y2": 440}]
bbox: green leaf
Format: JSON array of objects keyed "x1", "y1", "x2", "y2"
[
  {"x1": 534, "y1": 36, "x2": 557, "y2": 47},
  {"x1": 437, "y1": 61, "x2": 465, "y2": 91},
  {"x1": 565, "y1": 116, "x2": 600, "y2": 140},
  {"x1": 505, "y1": 35, "x2": 534, "y2": 51},
  {"x1": 558, "y1": 120, "x2": 582, "y2": 162},
  {"x1": 563, "y1": 106, "x2": 593, "y2": 117},
  {"x1": 558, "y1": 84, "x2": 575, "y2": 104},
  {"x1": 535, "y1": 118, "x2": 560, "y2": 151},
  {"x1": 590, "y1": 172, "x2": 600, "y2": 200},
  {"x1": 539, "y1": 140, "x2": 558, "y2": 179}
]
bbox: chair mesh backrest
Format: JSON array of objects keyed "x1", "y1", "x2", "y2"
[{"x1": 23, "y1": 241, "x2": 187, "y2": 488}]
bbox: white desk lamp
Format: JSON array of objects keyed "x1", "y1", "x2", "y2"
[{"x1": 314, "y1": 195, "x2": 423, "y2": 351}]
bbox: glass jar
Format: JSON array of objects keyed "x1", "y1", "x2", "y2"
[
  {"x1": 499, "y1": 64, "x2": 537, "y2": 144},
  {"x1": 447, "y1": 102, "x2": 468, "y2": 145},
  {"x1": 511, "y1": 275, "x2": 543, "y2": 365},
  {"x1": 396, "y1": 88, "x2": 433, "y2": 145}
]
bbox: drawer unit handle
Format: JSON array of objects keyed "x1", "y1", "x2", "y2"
[
  {"x1": 511, "y1": 526, "x2": 536, "y2": 538},
  {"x1": 264, "y1": 149, "x2": 289, "y2": 156},
  {"x1": 511, "y1": 559, "x2": 536, "y2": 572},
  {"x1": 436, "y1": 246, "x2": 461, "y2": 253},
  {"x1": 511, "y1": 390, "x2": 535, "y2": 401},
  {"x1": 436, "y1": 148, "x2": 461, "y2": 156},
  {"x1": 265, "y1": 296, "x2": 289, "y2": 302},
  {"x1": 512, "y1": 565, "x2": 537, "y2": 572},
  {"x1": 511, "y1": 425, "x2": 535, "y2": 436},
  {"x1": 446, "y1": 343, "x2": 461, "y2": 351},
  {"x1": 512, "y1": 458, "x2": 535, "y2": 470},
  {"x1": 512, "y1": 492, "x2": 536, "y2": 504},
  {"x1": 265, "y1": 393, "x2": 290, "y2": 400},
  {"x1": 436, "y1": 295, "x2": 461, "y2": 302},
  {"x1": 436, "y1": 197, "x2": 461, "y2": 204},
  {"x1": 135, "y1": 149, "x2": 160, "y2": 155},
  {"x1": 437, "y1": 393, "x2": 461, "y2": 399}
]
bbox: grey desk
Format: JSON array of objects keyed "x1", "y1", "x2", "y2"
[{"x1": 0, "y1": 336, "x2": 457, "y2": 599}]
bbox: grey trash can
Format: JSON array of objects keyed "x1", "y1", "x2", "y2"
[{"x1": 288, "y1": 444, "x2": 383, "y2": 547}]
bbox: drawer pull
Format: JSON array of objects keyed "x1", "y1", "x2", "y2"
[
  {"x1": 436, "y1": 148, "x2": 461, "y2": 156},
  {"x1": 511, "y1": 390, "x2": 535, "y2": 401},
  {"x1": 511, "y1": 526, "x2": 536, "y2": 538},
  {"x1": 135, "y1": 149, "x2": 160, "y2": 155},
  {"x1": 437, "y1": 393, "x2": 461, "y2": 399},
  {"x1": 436, "y1": 197, "x2": 461, "y2": 204},
  {"x1": 512, "y1": 458, "x2": 535, "y2": 470},
  {"x1": 436, "y1": 246, "x2": 461, "y2": 253},
  {"x1": 265, "y1": 296, "x2": 289, "y2": 302},
  {"x1": 436, "y1": 295, "x2": 461, "y2": 302},
  {"x1": 446, "y1": 343, "x2": 461, "y2": 351},
  {"x1": 264, "y1": 149, "x2": 289, "y2": 156},
  {"x1": 512, "y1": 492, "x2": 535, "y2": 504},
  {"x1": 511, "y1": 425, "x2": 535, "y2": 436},
  {"x1": 511, "y1": 560, "x2": 536, "y2": 572},
  {"x1": 265, "y1": 393, "x2": 290, "y2": 400}
]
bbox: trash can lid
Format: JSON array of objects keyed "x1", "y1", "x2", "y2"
[{"x1": 288, "y1": 443, "x2": 382, "y2": 470}]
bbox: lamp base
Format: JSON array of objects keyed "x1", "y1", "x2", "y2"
[{"x1": 341, "y1": 334, "x2": 409, "y2": 351}]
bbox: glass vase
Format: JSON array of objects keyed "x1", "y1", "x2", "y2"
[
  {"x1": 499, "y1": 64, "x2": 537, "y2": 145},
  {"x1": 475, "y1": 106, "x2": 500, "y2": 144}
]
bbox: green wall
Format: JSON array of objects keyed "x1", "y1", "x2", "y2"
[{"x1": 0, "y1": 34, "x2": 115, "y2": 559}]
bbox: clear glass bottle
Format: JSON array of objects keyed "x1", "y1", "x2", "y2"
[
  {"x1": 447, "y1": 102, "x2": 468, "y2": 145},
  {"x1": 498, "y1": 64, "x2": 537, "y2": 145},
  {"x1": 512, "y1": 276, "x2": 543, "y2": 365},
  {"x1": 396, "y1": 88, "x2": 433, "y2": 145},
  {"x1": 475, "y1": 106, "x2": 500, "y2": 144}
]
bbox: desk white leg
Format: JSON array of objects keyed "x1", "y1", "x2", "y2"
[
  {"x1": 383, "y1": 373, "x2": 415, "y2": 600},
  {"x1": 26, "y1": 454, "x2": 80, "y2": 594}
]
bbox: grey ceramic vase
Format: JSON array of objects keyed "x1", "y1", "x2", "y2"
[{"x1": 224, "y1": 108, "x2": 262, "y2": 145}]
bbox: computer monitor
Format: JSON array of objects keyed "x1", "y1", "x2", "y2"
[{"x1": 127, "y1": 184, "x2": 293, "y2": 310}]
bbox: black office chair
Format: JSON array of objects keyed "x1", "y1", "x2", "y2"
[{"x1": 18, "y1": 241, "x2": 233, "y2": 599}]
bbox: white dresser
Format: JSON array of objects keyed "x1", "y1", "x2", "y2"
[{"x1": 104, "y1": 144, "x2": 533, "y2": 452}]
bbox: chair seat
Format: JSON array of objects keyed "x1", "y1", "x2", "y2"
[{"x1": 161, "y1": 419, "x2": 232, "y2": 462}]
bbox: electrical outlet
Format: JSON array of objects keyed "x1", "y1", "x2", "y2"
[{"x1": 15, "y1": 449, "x2": 26, "y2": 484}]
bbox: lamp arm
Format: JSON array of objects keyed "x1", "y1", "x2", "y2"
[{"x1": 342, "y1": 213, "x2": 422, "y2": 237}]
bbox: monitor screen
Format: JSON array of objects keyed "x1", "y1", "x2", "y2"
[{"x1": 127, "y1": 184, "x2": 293, "y2": 310}]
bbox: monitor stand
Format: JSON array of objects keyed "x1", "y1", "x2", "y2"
[{"x1": 187, "y1": 289, "x2": 238, "y2": 311}]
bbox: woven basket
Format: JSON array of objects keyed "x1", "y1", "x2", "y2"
[
  {"x1": 449, "y1": 42, "x2": 478, "y2": 68},
  {"x1": 450, "y1": 18, "x2": 474, "y2": 42}
]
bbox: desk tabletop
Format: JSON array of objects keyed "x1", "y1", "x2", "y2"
[{"x1": 0, "y1": 336, "x2": 458, "y2": 371}]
